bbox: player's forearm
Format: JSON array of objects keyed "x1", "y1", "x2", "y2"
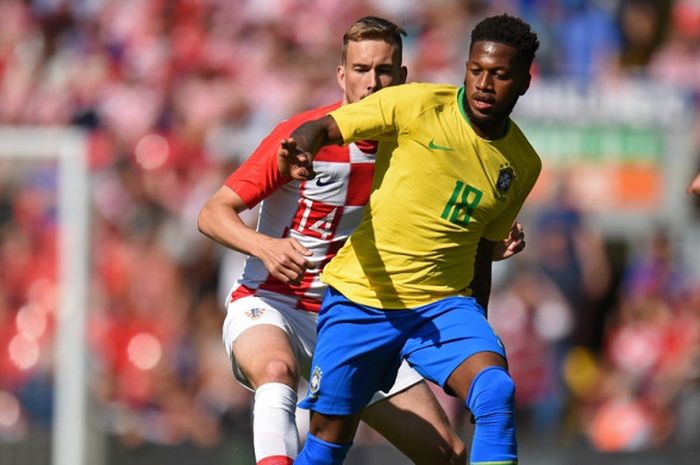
[
  {"x1": 291, "y1": 115, "x2": 344, "y2": 156},
  {"x1": 197, "y1": 201, "x2": 267, "y2": 258},
  {"x1": 471, "y1": 238, "x2": 495, "y2": 312},
  {"x1": 471, "y1": 271, "x2": 492, "y2": 312}
]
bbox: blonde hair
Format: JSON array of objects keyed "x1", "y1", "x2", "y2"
[{"x1": 341, "y1": 16, "x2": 406, "y2": 64}]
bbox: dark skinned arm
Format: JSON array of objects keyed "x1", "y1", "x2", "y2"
[
  {"x1": 471, "y1": 237, "x2": 496, "y2": 313},
  {"x1": 278, "y1": 115, "x2": 345, "y2": 179}
]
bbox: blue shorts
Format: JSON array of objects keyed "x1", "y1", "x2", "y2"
[{"x1": 298, "y1": 287, "x2": 507, "y2": 415}]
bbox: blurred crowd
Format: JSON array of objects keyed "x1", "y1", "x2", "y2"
[{"x1": 1, "y1": 0, "x2": 700, "y2": 458}]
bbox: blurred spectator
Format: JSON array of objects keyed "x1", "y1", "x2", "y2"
[
  {"x1": 579, "y1": 229, "x2": 700, "y2": 451},
  {"x1": 408, "y1": 0, "x2": 472, "y2": 84},
  {"x1": 490, "y1": 264, "x2": 574, "y2": 440},
  {"x1": 621, "y1": 228, "x2": 686, "y2": 302},
  {"x1": 533, "y1": 180, "x2": 611, "y2": 351},
  {"x1": 550, "y1": 0, "x2": 621, "y2": 85},
  {"x1": 649, "y1": 0, "x2": 700, "y2": 98},
  {"x1": 615, "y1": 0, "x2": 671, "y2": 73}
]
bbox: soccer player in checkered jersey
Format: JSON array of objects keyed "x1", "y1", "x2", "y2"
[
  {"x1": 199, "y1": 16, "x2": 525, "y2": 465},
  {"x1": 278, "y1": 13, "x2": 540, "y2": 465}
]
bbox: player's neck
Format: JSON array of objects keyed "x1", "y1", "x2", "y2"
[{"x1": 467, "y1": 113, "x2": 509, "y2": 141}]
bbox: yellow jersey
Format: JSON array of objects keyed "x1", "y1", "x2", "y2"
[{"x1": 321, "y1": 83, "x2": 541, "y2": 309}]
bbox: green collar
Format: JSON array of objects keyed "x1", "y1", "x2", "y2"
[{"x1": 457, "y1": 86, "x2": 470, "y2": 127}]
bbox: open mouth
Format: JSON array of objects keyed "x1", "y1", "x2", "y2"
[
  {"x1": 472, "y1": 99, "x2": 493, "y2": 112},
  {"x1": 471, "y1": 95, "x2": 495, "y2": 112}
]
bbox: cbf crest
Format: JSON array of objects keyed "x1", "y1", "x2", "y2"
[
  {"x1": 309, "y1": 366, "x2": 323, "y2": 399},
  {"x1": 496, "y1": 166, "x2": 515, "y2": 194}
]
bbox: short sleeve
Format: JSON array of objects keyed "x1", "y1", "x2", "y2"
[
  {"x1": 224, "y1": 121, "x2": 292, "y2": 208},
  {"x1": 224, "y1": 103, "x2": 340, "y2": 208},
  {"x1": 330, "y1": 86, "x2": 401, "y2": 144}
]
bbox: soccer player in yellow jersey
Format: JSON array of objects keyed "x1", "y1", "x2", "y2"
[
  {"x1": 278, "y1": 14, "x2": 541, "y2": 465},
  {"x1": 199, "y1": 17, "x2": 473, "y2": 465}
]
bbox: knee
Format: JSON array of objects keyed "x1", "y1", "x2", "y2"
[
  {"x1": 413, "y1": 433, "x2": 466, "y2": 465},
  {"x1": 453, "y1": 440, "x2": 468, "y2": 465},
  {"x1": 309, "y1": 412, "x2": 360, "y2": 444},
  {"x1": 258, "y1": 359, "x2": 298, "y2": 386},
  {"x1": 467, "y1": 366, "x2": 515, "y2": 420},
  {"x1": 443, "y1": 439, "x2": 467, "y2": 465},
  {"x1": 465, "y1": 368, "x2": 517, "y2": 463}
]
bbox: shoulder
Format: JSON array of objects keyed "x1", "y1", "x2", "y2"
[
  {"x1": 297, "y1": 101, "x2": 342, "y2": 121},
  {"x1": 274, "y1": 102, "x2": 342, "y2": 133},
  {"x1": 509, "y1": 122, "x2": 541, "y2": 160},
  {"x1": 508, "y1": 121, "x2": 542, "y2": 175},
  {"x1": 377, "y1": 82, "x2": 457, "y2": 103},
  {"x1": 374, "y1": 83, "x2": 459, "y2": 122}
]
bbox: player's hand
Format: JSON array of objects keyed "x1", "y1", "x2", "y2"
[
  {"x1": 688, "y1": 172, "x2": 700, "y2": 196},
  {"x1": 492, "y1": 221, "x2": 525, "y2": 261},
  {"x1": 258, "y1": 236, "x2": 314, "y2": 285},
  {"x1": 278, "y1": 138, "x2": 316, "y2": 180}
]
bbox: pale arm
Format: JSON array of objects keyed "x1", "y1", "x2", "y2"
[{"x1": 197, "y1": 186, "x2": 312, "y2": 285}]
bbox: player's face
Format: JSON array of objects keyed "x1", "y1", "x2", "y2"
[
  {"x1": 338, "y1": 39, "x2": 407, "y2": 104},
  {"x1": 464, "y1": 40, "x2": 531, "y2": 138}
]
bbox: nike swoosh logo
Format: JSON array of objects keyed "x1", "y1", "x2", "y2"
[
  {"x1": 428, "y1": 139, "x2": 453, "y2": 151},
  {"x1": 315, "y1": 177, "x2": 334, "y2": 187}
]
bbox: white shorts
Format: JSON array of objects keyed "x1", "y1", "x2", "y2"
[{"x1": 222, "y1": 294, "x2": 423, "y2": 406}]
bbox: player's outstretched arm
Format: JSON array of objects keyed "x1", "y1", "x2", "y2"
[
  {"x1": 474, "y1": 222, "x2": 527, "y2": 312},
  {"x1": 197, "y1": 186, "x2": 312, "y2": 285},
  {"x1": 492, "y1": 221, "x2": 526, "y2": 261},
  {"x1": 278, "y1": 115, "x2": 344, "y2": 180}
]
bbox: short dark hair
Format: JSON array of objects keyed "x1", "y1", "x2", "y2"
[
  {"x1": 470, "y1": 14, "x2": 540, "y2": 68},
  {"x1": 341, "y1": 16, "x2": 406, "y2": 64}
]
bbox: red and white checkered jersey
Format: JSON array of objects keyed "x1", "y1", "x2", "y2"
[{"x1": 224, "y1": 102, "x2": 377, "y2": 313}]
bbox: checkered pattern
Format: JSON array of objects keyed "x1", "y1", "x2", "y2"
[{"x1": 225, "y1": 103, "x2": 376, "y2": 312}]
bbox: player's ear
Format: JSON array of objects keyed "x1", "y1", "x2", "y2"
[
  {"x1": 398, "y1": 65, "x2": 408, "y2": 85},
  {"x1": 336, "y1": 65, "x2": 346, "y2": 92},
  {"x1": 519, "y1": 72, "x2": 531, "y2": 96}
]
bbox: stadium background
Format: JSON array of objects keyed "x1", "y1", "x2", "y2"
[{"x1": 1, "y1": 0, "x2": 700, "y2": 464}]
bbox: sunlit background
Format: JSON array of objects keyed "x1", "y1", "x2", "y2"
[{"x1": 1, "y1": 1, "x2": 699, "y2": 464}]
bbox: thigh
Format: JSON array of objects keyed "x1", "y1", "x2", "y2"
[
  {"x1": 233, "y1": 324, "x2": 298, "y2": 389},
  {"x1": 224, "y1": 295, "x2": 316, "y2": 389},
  {"x1": 361, "y1": 380, "x2": 466, "y2": 465},
  {"x1": 403, "y1": 296, "x2": 507, "y2": 392}
]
